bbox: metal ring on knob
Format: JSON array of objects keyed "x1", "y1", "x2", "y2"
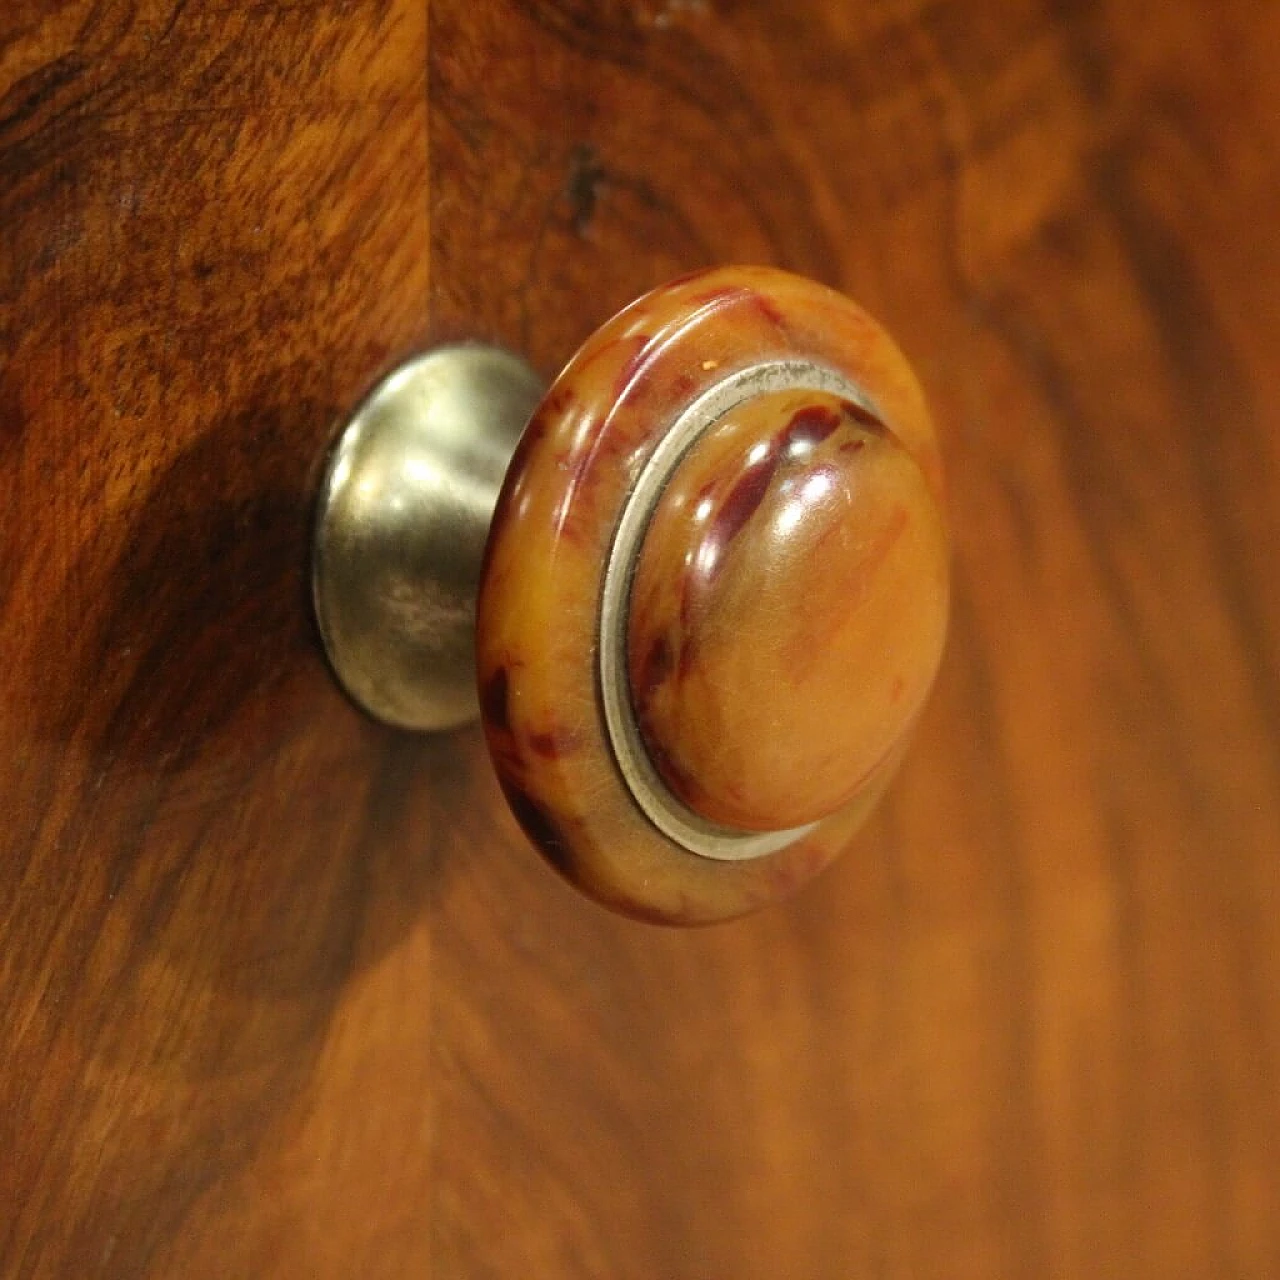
[{"x1": 598, "y1": 358, "x2": 873, "y2": 862}]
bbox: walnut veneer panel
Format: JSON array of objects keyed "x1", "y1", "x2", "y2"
[
  {"x1": 430, "y1": 2, "x2": 1280, "y2": 1277},
  {"x1": 0, "y1": 3, "x2": 438, "y2": 1275},
  {"x1": 0, "y1": 1, "x2": 1278, "y2": 1277}
]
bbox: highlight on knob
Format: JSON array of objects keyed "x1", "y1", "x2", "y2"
[{"x1": 476, "y1": 266, "x2": 949, "y2": 924}]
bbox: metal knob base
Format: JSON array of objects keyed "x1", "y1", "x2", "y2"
[{"x1": 313, "y1": 345, "x2": 542, "y2": 730}]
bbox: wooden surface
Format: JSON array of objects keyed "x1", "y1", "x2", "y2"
[{"x1": 2, "y1": 0, "x2": 1278, "y2": 1276}]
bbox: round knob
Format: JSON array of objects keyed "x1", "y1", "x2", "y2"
[
  {"x1": 315, "y1": 266, "x2": 949, "y2": 925},
  {"x1": 627, "y1": 387, "x2": 946, "y2": 834}
]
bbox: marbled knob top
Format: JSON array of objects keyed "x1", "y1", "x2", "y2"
[
  {"x1": 628, "y1": 387, "x2": 950, "y2": 833},
  {"x1": 477, "y1": 265, "x2": 949, "y2": 924}
]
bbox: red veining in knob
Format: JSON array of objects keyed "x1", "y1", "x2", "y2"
[
  {"x1": 627, "y1": 388, "x2": 950, "y2": 832},
  {"x1": 476, "y1": 264, "x2": 949, "y2": 924}
]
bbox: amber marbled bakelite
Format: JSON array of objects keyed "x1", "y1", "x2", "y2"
[
  {"x1": 628, "y1": 388, "x2": 950, "y2": 833},
  {"x1": 475, "y1": 266, "x2": 949, "y2": 924}
]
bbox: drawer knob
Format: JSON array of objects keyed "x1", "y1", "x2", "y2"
[{"x1": 315, "y1": 266, "x2": 949, "y2": 923}]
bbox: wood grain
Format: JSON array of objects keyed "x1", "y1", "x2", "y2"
[
  {"x1": 430, "y1": 1, "x2": 1280, "y2": 1277},
  {"x1": 1, "y1": 0, "x2": 1277, "y2": 1276},
  {"x1": 0, "y1": 2, "x2": 440, "y2": 1275}
]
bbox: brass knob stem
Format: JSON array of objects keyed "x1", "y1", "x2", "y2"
[{"x1": 313, "y1": 345, "x2": 541, "y2": 730}]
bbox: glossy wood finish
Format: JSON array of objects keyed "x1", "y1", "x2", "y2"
[
  {"x1": 477, "y1": 266, "x2": 946, "y2": 919},
  {"x1": 435, "y1": 2, "x2": 1280, "y2": 1276},
  {"x1": 0, "y1": 4, "x2": 438, "y2": 1274},
  {"x1": 3, "y1": 1, "x2": 1279, "y2": 1277}
]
